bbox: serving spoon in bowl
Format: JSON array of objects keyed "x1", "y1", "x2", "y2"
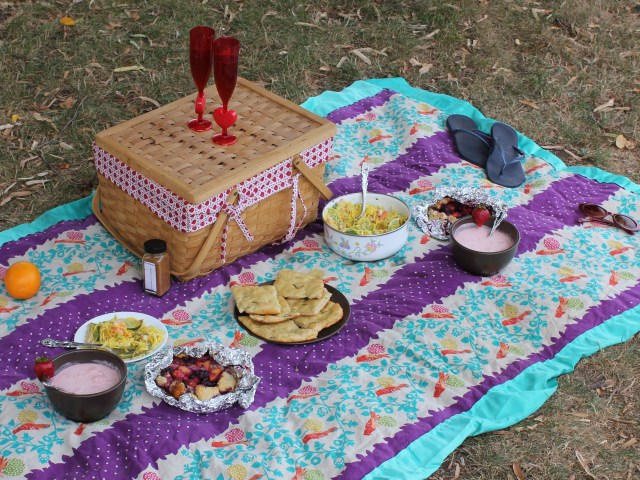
[{"x1": 355, "y1": 162, "x2": 370, "y2": 221}]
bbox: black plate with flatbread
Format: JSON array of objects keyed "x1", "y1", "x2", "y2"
[{"x1": 233, "y1": 281, "x2": 351, "y2": 345}]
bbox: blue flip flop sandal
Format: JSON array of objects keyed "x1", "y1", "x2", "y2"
[
  {"x1": 445, "y1": 114, "x2": 492, "y2": 167},
  {"x1": 486, "y1": 122, "x2": 526, "y2": 188}
]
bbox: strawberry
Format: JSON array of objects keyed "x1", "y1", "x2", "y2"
[
  {"x1": 34, "y1": 356, "x2": 54, "y2": 380},
  {"x1": 471, "y1": 206, "x2": 491, "y2": 227}
]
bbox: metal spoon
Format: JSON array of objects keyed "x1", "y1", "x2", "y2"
[
  {"x1": 355, "y1": 162, "x2": 369, "y2": 221},
  {"x1": 40, "y1": 338, "x2": 109, "y2": 350},
  {"x1": 487, "y1": 217, "x2": 502, "y2": 238}
]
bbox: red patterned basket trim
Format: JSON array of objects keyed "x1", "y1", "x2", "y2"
[{"x1": 93, "y1": 138, "x2": 332, "y2": 233}]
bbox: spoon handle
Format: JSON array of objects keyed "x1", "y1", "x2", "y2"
[
  {"x1": 41, "y1": 338, "x2": 103, "y2": 349},
  {"x1": 357, "y1": 163, "x2": 369, "y2": 219}
]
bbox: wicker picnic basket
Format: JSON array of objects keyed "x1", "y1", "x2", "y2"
[{"x1": 92, "y1": 78, "x2": 335, "y2": 281}]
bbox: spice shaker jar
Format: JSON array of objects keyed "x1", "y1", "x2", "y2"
[{"x1": 142, "y1": 239, "x2": 171, "y2": 296}]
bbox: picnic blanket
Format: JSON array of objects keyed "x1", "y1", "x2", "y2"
[{"x1": 1, "y1": 78, "x2": 639, "y2": 480}]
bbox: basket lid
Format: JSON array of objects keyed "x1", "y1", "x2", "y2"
[{"x1": 95, "y1": 78, "x2": 335, "y2": 204}]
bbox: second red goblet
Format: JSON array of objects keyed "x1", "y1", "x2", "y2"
[{"x1": 212, "y1": 37, "x2": 240, "y2": 146}]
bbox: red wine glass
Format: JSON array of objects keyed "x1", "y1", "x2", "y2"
[
  {"x1": 212, "y1": 37, "x2": 240, "y2": 146},
  {"x1": 188, "y1": 26, "x2": 215, "y2": 132}
]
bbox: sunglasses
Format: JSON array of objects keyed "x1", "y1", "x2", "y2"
[{"x1": 577, "y1": 203, "x2": 638, "y2": 234}]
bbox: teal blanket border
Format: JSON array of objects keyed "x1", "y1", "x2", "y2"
[
  {"x1": 303, "y1": 78, "x2": 640, "y2": 479},
  {"x1": 2, "y1": 79, "x2": 638, "y2": 479},
  {"x1": 0, "y1": 195, "x2": 93, "y2": 248}
]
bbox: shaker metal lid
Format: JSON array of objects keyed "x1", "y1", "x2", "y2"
[{"x1": 144, "y1": 239, "x2": 167, "y2": 254}]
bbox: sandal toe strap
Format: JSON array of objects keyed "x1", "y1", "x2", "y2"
[{"x1": 450, "y1": 127, "x2": 492, "y2": 148}]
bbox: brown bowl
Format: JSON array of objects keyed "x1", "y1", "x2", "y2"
[
  {"x1": 450, "y1": 216, "x2": 520, "y2": 276},
  {"x1": 44, "y1": 349, "x2": 127, "y2": 423}
]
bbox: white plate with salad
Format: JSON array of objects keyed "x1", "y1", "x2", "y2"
[{"x1": 74, "y1": 312, "x2": 168, "y2": 363}]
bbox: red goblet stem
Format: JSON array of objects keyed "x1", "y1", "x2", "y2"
[
  {"x1": 196, "y1": 91, "x2": 206, "y2": 122},
  {"x1": 188, "y1": 26, "x2": 215, "y2": 132}
]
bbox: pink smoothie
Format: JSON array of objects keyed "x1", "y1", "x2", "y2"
[
  {"x1": 453, "y1": 224, "x2": 514, "y2": 252},
  {"x1": 50, "y1": 362, "x2": 121, "y2": 395}
]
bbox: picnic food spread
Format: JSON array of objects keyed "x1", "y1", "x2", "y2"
[
  {"x1": 85, "y1": 316, "x2": 165, "y2": 360},
  {"x1": 49, "y1": 362, "x2": 121, "y2": 395},
  {"x1": 5, "y1": 52, "x2": 639, "y2": 479},
  {"x1": 324, "y1": 200, "x2": 408, "y2": 235},
  {"x1": 233, "y1": 269, "x2": 345, "y2": 343}
]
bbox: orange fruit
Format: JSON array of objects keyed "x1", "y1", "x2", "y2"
[{"x1": 4, "y1": 261, "x2": 41, "y2": 300}]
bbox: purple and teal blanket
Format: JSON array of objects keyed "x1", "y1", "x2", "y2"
[{"x1": 1, "y1": 78, "x2": 639, "y2": 479}]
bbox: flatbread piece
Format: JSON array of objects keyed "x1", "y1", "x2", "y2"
[
  {"x1": 238, "y1": 315, "x2": 318, "y2": 343},
  {"x1": 249, "y1": 296, "x2": 301, "y2": 324},
  {"x1": 274, "y1": 270, "x2": 325, "y2": 299},
  {"x1": 293, "y1": 301, "x2": 343, "y2": 333},
  {"x1": 286, "y1": 288, "x2": 332, "y2": 315},
  {"x1": 232, "y1": 285, "x2": 281, "y2": 315}
]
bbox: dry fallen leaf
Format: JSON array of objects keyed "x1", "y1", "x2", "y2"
[
  {"x1": 113, "y1": 65, "x2": 145, "y2": 73},
  {"x1": 32, "y1": 112, "x2": 54, "y2": 123},
  {"x1": 615, "y1": 134, "x2": 635, "y2": 150},
  {"x1": 351, "y1": 49, "x2": 371, "y2": 65},
  {"x1": 513, "y1": 462, "x2": 524, "y2": 480},
  {"x1": 295, "y1": 22, "x2": 324, "y2": 29},
  {"x1": 59, "y1": 97, "x2": 76, "y2": 109},
  {"x1": 575, "y1": 451, "x2": 597, "y2": 479},
  {"x1": 19, "y1": 155, "x2": 38, "y2": 169},
  {"x1": 594, "y1": 98, "x2": 615, "y2": 112},
  {"x1": 60, "y1": 16, "x2": 76, "y2": 26},
  {"x1": 137, "y1": 96, "x2": 161, "y2": 108},
  {"x1": 519, "y1": 100, "x2": 540, "y2": 110}
]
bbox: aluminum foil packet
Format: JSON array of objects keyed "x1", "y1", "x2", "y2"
[
  {"x1": 412, "y1": 186, "x2": 509, "y2": 240},
  {"x1": 144, "y1": 339, "x2": 260, "y2": 413}
]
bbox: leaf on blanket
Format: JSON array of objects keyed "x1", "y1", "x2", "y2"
[{"x1": 593, "y1": 98, "x2": 615, "y2": 112}]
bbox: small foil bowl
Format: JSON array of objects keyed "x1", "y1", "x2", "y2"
[
  {"x1": 144, "y1": 339, "x2": 260, "y2": 413},
  {"x1": 322, "y1": 192, "x2": 411, "y2": 262},
  {"x1": 413, "y1": 186, "x2": 508, "y2": 240}
]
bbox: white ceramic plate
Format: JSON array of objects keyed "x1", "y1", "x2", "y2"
[{"x1": 74, "y1": 311, "x2": 168, "y2": 363}]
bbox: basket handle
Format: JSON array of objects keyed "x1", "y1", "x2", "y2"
[
  {"x1": 92, "y1": 186, "x2": 239, "y2": 281},
  {"x1": 292, "y1": 155, "x2": 333, "y2": 200},
  {"x1": 171, "y1": 189, "x2": 239, "y2": 280},
  {"x1": 92, "y1": 186, "x2": 144, "y2": 258}
]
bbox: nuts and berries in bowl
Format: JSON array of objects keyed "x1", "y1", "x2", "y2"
[
  {"x1": 428, "y1": 197, "x2": 494, "y2": 226},
  {"x1": 155, "y1": 352, "x2": 237, "y2": 402}
]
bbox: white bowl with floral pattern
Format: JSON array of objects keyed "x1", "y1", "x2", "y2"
[{"x1": 322, "y1": 192, "x2": 411, "y2": 261}]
